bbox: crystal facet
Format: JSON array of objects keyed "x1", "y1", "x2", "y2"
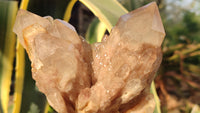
[{"x1": 13, "y1": 2, "x2": 165, "y2": 113}]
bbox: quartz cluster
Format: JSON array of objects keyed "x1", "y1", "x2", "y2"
[{"x1": 13, "y1": 2, "x2": 165, "y2": 113}]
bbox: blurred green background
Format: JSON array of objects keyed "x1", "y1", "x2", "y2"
[{"x1": 0, "y1": 0, "x2": 200, "y2": 113}]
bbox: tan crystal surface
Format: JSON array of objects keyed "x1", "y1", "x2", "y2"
[
  {"x1": 14, "y1": 10, "x2": 92, "y2": 113},
  {"x1": 13, "y1": 2, "x2": 165, "y2": 113}
]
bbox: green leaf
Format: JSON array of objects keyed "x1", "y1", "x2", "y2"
[
  {"x1": 118, "y1": 0, "x2": 137, "y2": 11},
  {"x1": 27, "y1": 0, "x2": 71, "y2": 19},
  {"x1": 151, "y1": 82, "x2": 161, "y2": 113},
  {"x1": 85, "y1": 18, "x2": 107, "y2": 44},
  {"x1": 20, "y1": 0, "x2": 29, "y2": 10},
  {"x1": 12, "y1": 0, "x2": 48, "y2": 113},
  {"x1": 80, "y1": 0, "x2": 128, "y2": 31},
  {"x1": 14, "y1": 50, "x2": 47, "y2": 113},
  {"x1": 63, "y1": 0, "x2": 77, "y2": 22},
  {"x1": 0, "y1": 1, "x2": 18, "y2": 113}
]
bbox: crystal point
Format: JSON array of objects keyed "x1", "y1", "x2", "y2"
[
  {"x1": 13, "y1": 2, "x2": 165, "y2": 113},
  {"x1": 117, "y1": 2, "x2": 165, "y2": 47}
]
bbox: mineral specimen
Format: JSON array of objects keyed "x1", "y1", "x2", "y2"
[{"x1": 13, "y1": 2, "x2": 165, "y2": 113}]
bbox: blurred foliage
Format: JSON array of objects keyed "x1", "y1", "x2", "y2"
[
  {"x1": 0, "y1": 1, "x2": 17, "y2": 113},
  {"x1": 164, "y1": 11, "x2": 200, "y2": 46},
  {"x1": 157, "y1": 1, "x2": 200, "y2": 113}
]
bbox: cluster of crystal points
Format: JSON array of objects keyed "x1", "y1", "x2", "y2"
[{"x1": 13, "y1": 2, "x2": 165, "y2": 113}]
